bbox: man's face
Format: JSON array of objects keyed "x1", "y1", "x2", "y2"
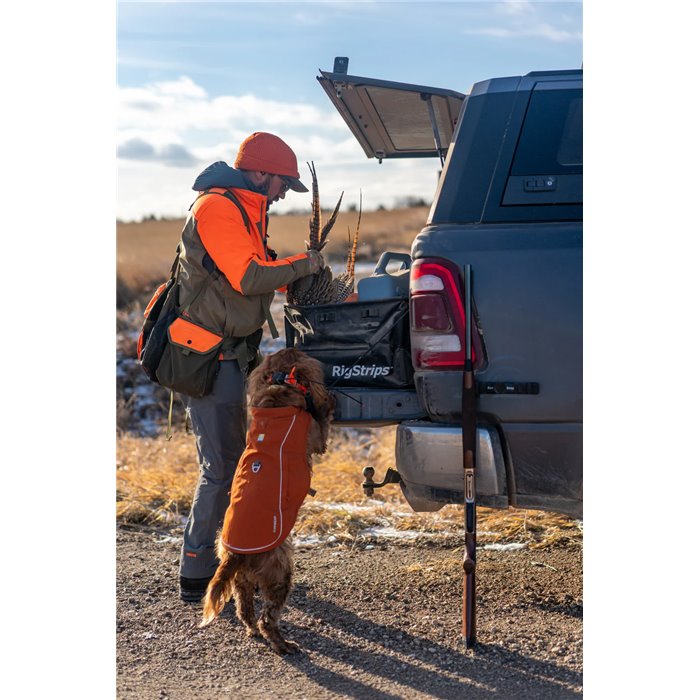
[{"x1": 265, "y1": 174, "x2": 290, "y2": 204}]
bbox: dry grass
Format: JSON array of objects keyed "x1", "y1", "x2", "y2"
[
  {"x1": 116, "y1": 207, "x2": 428, "y2": 300},
  {"x1": 116, "y1": 431, "x2": 198, "y2": 525},
  {"x1": 116, "y1": 424, "x2": 581, "y2": 549}
]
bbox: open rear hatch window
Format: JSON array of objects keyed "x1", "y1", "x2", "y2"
[{"x1": 318, "y1": 68, "x2": 466, "y2": 161}]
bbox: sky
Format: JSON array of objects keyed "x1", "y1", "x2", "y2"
[{"x1": 117, "y1": 0, "x2": 583, "y2": 221}]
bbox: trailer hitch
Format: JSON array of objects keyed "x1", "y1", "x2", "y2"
[{"x1": 361, "y1": 466, "x2": 401, "y2": 497}]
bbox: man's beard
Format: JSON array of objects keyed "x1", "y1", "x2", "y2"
[
  {"x1": 242, "y1": 173, "x2": 272, "y2": 208},
  {"x1": 248, "y1": 179, "x2": 268, "y2": 196}
]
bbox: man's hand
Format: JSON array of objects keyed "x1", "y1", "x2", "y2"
[{"x1": 307, "y1": 249, "x2": 325, "y2": 274}]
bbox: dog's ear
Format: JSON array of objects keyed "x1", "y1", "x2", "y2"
[
  {"x1": 285, "y1": 351, "x2": 333, "y2": 418},
  {"x1": 308, "y1": 376, "x2": 333, "y2": 414},
  {"x1": 248, "y1": 359, "x2": 271, "y2": 390},
  {"x1": 296, "y1": 353, "x2": 325, "y2": 386}
]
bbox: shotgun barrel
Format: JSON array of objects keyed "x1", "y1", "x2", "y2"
[{"x1": 462, "y1": 265, "x2": 477, "y2": 649}]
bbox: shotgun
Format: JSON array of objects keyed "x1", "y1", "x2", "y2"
[{"x1": 462, "y1": 264, "x2": 477, "y2": 649}]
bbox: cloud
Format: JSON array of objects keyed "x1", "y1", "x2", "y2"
[
  {"x1": 463, "y1": 2, "x2": 581, "y2": 43},
  {"x1": 159, "y1": 143, "x2": 198, "y2": 166},
  {"x1": 117, "y1": 75, "x2": 438, "y2": 219},
  {"x1": 290, "y1": 11, "x2": 325, "y2": 26},
  {"x1": 120, "y1": 76, "x2": 206, "y2": 111},
  {"x1": 117, "y1": 137, "x2": 155, "y2": 160},
  {"x1": 119, "y1": 76, "x2": 345, "y2": 133},
  {"x1": 154, "y1": 76, "x2": 207, "y2": 98},
  {"x1": 531, "y1": 23, "x2": 582, "y2": 42},
  {"x1": 463, "y1": 22, "x2": 581, "y2": 43},
  {"x1": 497, "y1": 0, "x2": 534, "y2": 17},
  {"x1": 118, "y1": 137, "x2": 197, "y2": 167},
  {"x1": 117, "y1": 74, "x2": 350, "y2": 173},
  {"x1": 209, "y1": 94, "x2": 335, "y2": 129},
  {"x1": 117, "y1": 155, "x2": 442, "y2": 222}
]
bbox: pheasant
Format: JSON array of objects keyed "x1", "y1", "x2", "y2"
[
  {"x1": 328, "y1": 190, "x2": 361, "y2": 303},
  {"x1": 286, "y1": 162, "x2": 360, "y2": 306}
]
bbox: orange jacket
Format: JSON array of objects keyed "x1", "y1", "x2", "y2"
[
  {"x1": 192, "y1": 187, "x2": 309, "y2": 296},
  {"x1": 221, "y1": 406, "x2": 312, "y2": 554},
  {"x1": 177, "y1": 181, "x2": 312, "y2": 355}
]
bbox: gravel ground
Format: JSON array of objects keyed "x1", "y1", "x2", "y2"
[{"x1": 117, "y1": 525, "x2": 582, "y2": 698}]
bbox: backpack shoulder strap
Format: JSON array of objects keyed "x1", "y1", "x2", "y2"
[
  {"x1": 169, "y1": 242, "x2": 182, "y2": 280},
  {"x1": 221, "y1": 190, "x2": 254, "y2": 233},
  {"x1": 184, "y1": 188, "x2": 278, "y2": 338},
  {"x1": 189, "y1": 189, "x2": 253, "y2": 234}
]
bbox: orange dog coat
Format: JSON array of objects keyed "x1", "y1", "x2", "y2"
[{"x1": 221, "y1": 406, "x2": 312, "y2": 554}]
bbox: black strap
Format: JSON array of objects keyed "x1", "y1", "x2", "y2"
[
  {"x1": 187, "y1": 188, "x2": 279, "y2": 339},
  {"x1": 221, "y1": 190, "x2": 254, "y2": 233},
  {"x1": 221, "y1": 328, "x2": 263, "y2": 375},
  {"x1": 178, "y1": 189, "x2": 246, "y2": 317},
  {"x1": 190, "y1": 189, "x2": 253, "y2": 233},
  {"x1": 170, "y1": 233, "x2": 219, "y2": 315},
  {"x1": 169, "y1": 242, "x2": 182, "y2": 280}
]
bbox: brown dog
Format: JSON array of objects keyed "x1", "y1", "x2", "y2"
[{"x1": 200, "y1": 348, "x2": 334, "y2": 654}]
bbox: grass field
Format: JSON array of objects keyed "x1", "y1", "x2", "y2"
[
  {"x1": 117, "y1": 206, "x2": 429, "y2": 305},
  {"x1": 116, "y1": 426, "x2": 581, "y2": 549},
  {"x1": 116, "y1": 207, "x2": 582, "y2": 548}
]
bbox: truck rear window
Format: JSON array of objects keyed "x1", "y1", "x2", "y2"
[
  {"x1": 511, "y1": 87, "x2": 582, "y2": 175},
  {"x1": 500, "y1": 83, "x2": 582, "y2": 207}
]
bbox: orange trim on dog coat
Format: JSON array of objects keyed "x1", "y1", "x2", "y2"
[{"x1": 221, "y1": 406, "x2": 312, "y2": 554}]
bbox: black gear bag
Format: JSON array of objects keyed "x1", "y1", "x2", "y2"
[
  {"x1": 137, "y1": 249, "x2": 181, "y2": 383},
  {"x1": 284, "y1": 298, "x2": 413, "y2": 389},
  {"x1": 137, "y1": 243, "x2": 222, "y2": 395}
]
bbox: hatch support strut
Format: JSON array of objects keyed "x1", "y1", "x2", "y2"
[{"x1": 421, "y1": 93, "x2": 445, "y2": 167}]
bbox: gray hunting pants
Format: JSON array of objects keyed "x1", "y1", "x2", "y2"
[{"x1": 179, "y1": 360, "x2": 247, "y2": 579}]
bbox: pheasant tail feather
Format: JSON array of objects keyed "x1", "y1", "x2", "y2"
[
  {"x1": 347, "y1": 190, "x2": 361, "y2": 277},
  {"x1": 307, "y1": 161, "x2": 320, "y2": 250},
  {"x1": 318, "y1": 192, "x2": 343, "y2": 251}
]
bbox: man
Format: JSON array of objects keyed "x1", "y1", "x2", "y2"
[{"x1": 176, "y1": 132, "x2": 323, "y2": 601}]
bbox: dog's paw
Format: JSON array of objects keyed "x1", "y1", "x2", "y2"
[
  {"x1": 245, "y1": 625, "x2": 262, "y2": 639},
  {"x1": 274, "y1": 639, "x2": 301, "y2": 655}
]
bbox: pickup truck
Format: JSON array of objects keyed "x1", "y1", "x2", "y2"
[{"x1": 294, "y1": 59, "x2": 582, "y2": 519}]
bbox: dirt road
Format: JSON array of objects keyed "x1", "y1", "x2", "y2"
[{"x1": 117, "y1": 525, "x2": 582, "y2": 698}]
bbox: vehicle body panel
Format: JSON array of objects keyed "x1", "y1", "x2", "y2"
[{"x1": 412, "y1": 222, "x2": 583, "y2": 425}]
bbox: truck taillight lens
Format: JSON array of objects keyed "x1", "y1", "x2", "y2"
[
  {"x1": 411, "y1": 294, "x2": 451, "y2": 331},
  {"x1": 410, "y1": 258, "x2": 485, "y2": 370}
]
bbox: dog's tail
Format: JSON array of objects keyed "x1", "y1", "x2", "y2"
[{"x1": 200, "y1": 550, "x2": 243, "y2": 627}]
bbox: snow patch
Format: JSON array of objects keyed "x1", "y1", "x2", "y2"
[
  {"x1": 156, "y1": 536, "x2": 181, "y2": 544},
  {"x1": 358, "y1": 526, "x2": 428, "y2": 540},
  {"x1": 314, "y1": 500, "x2": 387, "y2": 513}
]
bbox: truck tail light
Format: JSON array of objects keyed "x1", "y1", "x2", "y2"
[{"x1": 409, "y1": 258, "x2": 486, "y2": 370}]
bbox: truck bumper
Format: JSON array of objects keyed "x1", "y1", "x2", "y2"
[
  {"x1": 396, "y1": 420, "x2": 583, "y2": 518},
  {"x1": 395, "y1": 421, "x2": 509, "y2": 512}
]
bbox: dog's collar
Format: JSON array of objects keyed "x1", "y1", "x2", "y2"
[
  {"x1": 268, "y1": 367, "x2": 308, "y2": 395},
  {"x1": 267, "y1": 367, "x2": 321, "y2": 422}
]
